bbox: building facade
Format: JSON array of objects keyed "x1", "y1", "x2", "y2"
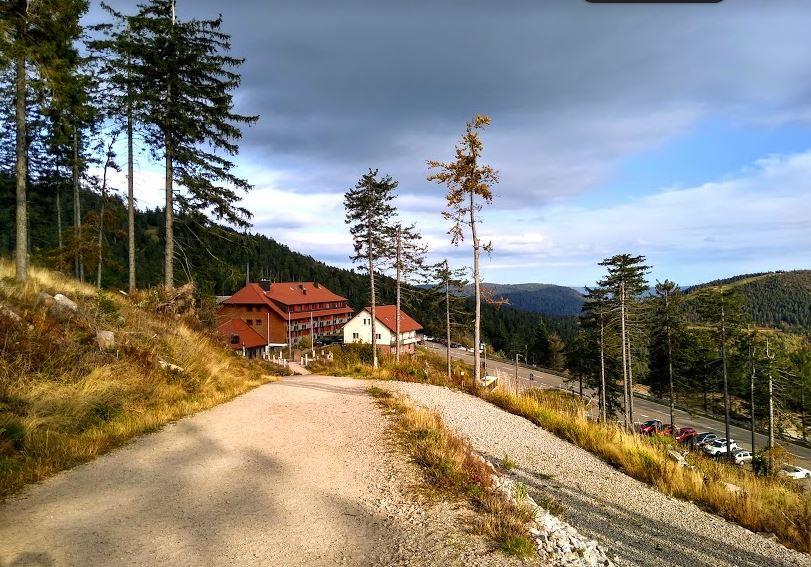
[
  {"x1": 343, "y1": 305, "x2": 423, "y2": 354},
  {"x1": 216, "y1": 281, "x2": 353, "y2": 348}
]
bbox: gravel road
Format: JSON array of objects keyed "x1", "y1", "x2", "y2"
[
  {"x1": 0, "y1": 375, "x2": 523, "y2": 567},
  {"x1": 386, "y1": 380, "x2": 811, "y2": 567}
]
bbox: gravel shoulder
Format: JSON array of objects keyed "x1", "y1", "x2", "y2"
[
  {"x1": 385, "y1": 380, "x2": 811, "y2": 567},
  {"x1": 0, "y1": 375, "x2": 521, "y2": 567}
]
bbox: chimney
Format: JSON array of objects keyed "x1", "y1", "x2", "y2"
[
  {"x1": 299, "y1": 283, "x2": 307, "y2": 295},
  {"x1": 314, "y1": 282, "x2": 320, "y2": 288},
  {"x1": 258, "y1": 279, "x2": 271, "y2": 292}
]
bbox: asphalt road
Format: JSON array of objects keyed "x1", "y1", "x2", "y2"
[{"x1": 426, "y1": 342, "x2": 811, "y2": 470}]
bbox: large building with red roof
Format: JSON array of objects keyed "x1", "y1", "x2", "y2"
[
  {"x1": 342, "y1": 305, "x2": 423, "y2": 354},
  {"x1": 216, "y1": 280, "x2": 353, "y2": 350}
]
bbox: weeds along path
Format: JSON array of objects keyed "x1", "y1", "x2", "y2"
[
  {"x1": 0, "y1": 375, "x2": 522, "y2": 567},
  {"x1": 386, "y1": 381, "x2": 811, "y2": 567}
]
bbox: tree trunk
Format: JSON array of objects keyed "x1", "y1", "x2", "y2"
[
  {"x1": 367, "y1": 219, "x2": 377, "y2": 368},
  {"x1": 15, "y1": 51, "x2": 27, "y2": 283},
  {"x1": 72, "y1": 128, "x2": 84, "y2": 282},
  {"x1": 666, "y1": 290, "x2": 675, "y2": 438},
  {"x1": 627, "y1": 331, "x2": 635, "y2": 424},
  {"x1": 599, "y1": 319, "x2": 607, "y2": 422},
  {"x1": 750, "y1": 341, "x2": 756, "y2": 471},
  {"x1": 96, "y1": 148, "x2": 111, "y2": 288},
  {"x1": 445, "y1": 263, "x2": 451, "y2": 382},
  {"x1": 164, "y1": 135, "x2": 174, "y2": 288},
  {"x1": 127, "y1": 48, "x2": 136, "y2": 294},
  {"x1": 720, "y1": 305, "x2": 732, "y2": 462},
  {"x1": 619, "y1": 281, "x2": 629, "y2": 428},
  {"x1": 56, "y1": 183, "x2": 63, "y2": 248},
  {"x1": 766, "y1": 338, "x2": 775, "y2": 471},
  {"x1": 395, "y1": 224, "x2": 401, "y2": 363},
  {"x1": 470, "y1": 189, "x2": 481, "y2": 383}
]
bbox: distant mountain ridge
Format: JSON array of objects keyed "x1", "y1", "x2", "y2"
[{"x1": 463, "y1": 282, "x2": 586, "y2": 318}]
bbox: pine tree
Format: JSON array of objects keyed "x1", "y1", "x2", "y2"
[
  {"x1": 532, "y1": 319, "x2": 552, "y2": 368},
  {"x1": 598, "y1": 253, "x2": 649, "y2": 428},
  {"x1": 0, "y1": 0, "x2": 87, "y2": 282},
  {"x1": 345, "y1": 169, "x2": 397, "y2": 369},
  {"x1": 133, "y1": 0, "x2": 258, "y2": 288},
  {"x1": 428, "y1": 114, "x2": 499, "y2": 383}
]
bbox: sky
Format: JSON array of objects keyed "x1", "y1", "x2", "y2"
[{"x1": 90, "y1": 0, "x2": 811, "y2": 287}]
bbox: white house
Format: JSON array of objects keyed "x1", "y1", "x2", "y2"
[{"x1": 343, "y1": 305, "x2": 423, "y2": 354}]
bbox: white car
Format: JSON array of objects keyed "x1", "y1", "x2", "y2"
[
  {"x1": 778, "y1": 464, "x2": 811, "y2": 480},
  {"x1": 732, "y1": 450, "x2": 753, "y2": 466},
  {"x1": 703, "y1": 439, "x2": 739, "y2": 456}
]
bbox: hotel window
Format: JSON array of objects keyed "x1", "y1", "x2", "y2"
[{"x1": 376, "y1": 333, "x2": 381, "y2": 340}]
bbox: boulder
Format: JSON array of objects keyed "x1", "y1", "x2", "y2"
[
  {"x1": 96, "y1": 330, "x2": 115, "y2": 350},
  {"x1": 667, "y1": 449, "x2": 689, "y2": 467},
  {"x1": 158, "y1": 358, "x2": 185, "y2": 374},
  {"x1": 49, "y1": 293, "x2": 78, "y2": 322}
]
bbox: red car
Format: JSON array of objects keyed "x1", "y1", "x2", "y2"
[
  {"x1": 675, "y1": 427, "x2": 698, "y2": 444},
  {"x1": 639, "y1": 419, "x2": 664, "y2": 435}
]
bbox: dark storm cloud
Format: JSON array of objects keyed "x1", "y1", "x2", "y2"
[{"x1": 92, "y1": 0, "x2": 811, "y2": 208}]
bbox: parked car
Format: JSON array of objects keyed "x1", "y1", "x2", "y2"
[
  {"x1": 778, "y1": 464, "x2": 811, "y2": 479},
  {"x1": 658, "y1": 424, "x2": 675, "y2": 436},
  {"x1": 449, "y1": 341, "x2": 462, "y2": 349},
  {"x1": 703, "y1": 438, "x2": 739, "y2": 456},
  {"x1": 693, "y1": 432, "x2": 717, "y2": 447},
  {"x1": 732, "y1": 450, "x2": 753, "y2": 466},
  {"x1": 639, "y1": 419, "x2": 664, "y2": 435},
  {"x1": 675, "y1": 427, "x2": 698, "y2": 444}
]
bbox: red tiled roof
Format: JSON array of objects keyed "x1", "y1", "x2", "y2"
[
  {"x1": 223, "y1": 282, "x2": 349, "y2": 308},
  {"x1": 365, "y1": 305, "x2": 423, "y2": 333},
  {"x1": 216, "y1": 318, "x2": 267, "y2": 349}
]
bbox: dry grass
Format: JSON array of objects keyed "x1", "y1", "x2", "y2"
[
  {"x1": 482, "y1": 384, "x2": 811, "y2": 554},
  {"x1": 318, "y1": 347, "x2": 811, "y2": 554},
  {"x1": 0, "y1": 261, "x2": 280, "y2": 498},
  {"x1": 368, "y1": 386, "x2": 536, "y2": 557}
]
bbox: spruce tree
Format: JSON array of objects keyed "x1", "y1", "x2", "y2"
[
  {"x1": 0, "y1": 0, "x2": 86, "y2": 282},
  {"x1": 133, "y1": 0, "x2": 258, "y2": 288},
  {"x1": 598, "y1": 253, "x2": 649, "y2": 428},
  {"x1": 344, "y1": 169, "x2": 397, "y2": 368},
  {"x1": 432, "y1": 259, "x2": 468, "y2": 381}
]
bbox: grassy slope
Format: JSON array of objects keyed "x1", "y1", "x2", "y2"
[{"x1": 0, "y1": 261, "x2": 279, "y2": 498}]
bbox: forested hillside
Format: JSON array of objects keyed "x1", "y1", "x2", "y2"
[
  {"x1": 469, "y1": 282, "x2": 585, "y2": 317},
  {"x1": 685, "y1": 271, "x2": 811, "y2": 332},
  {"x1": 0, "y1": 177, "x2": 571, "y2": 354}
]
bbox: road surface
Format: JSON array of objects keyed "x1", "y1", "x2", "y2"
[
  {"x1": 427, "y1": 342, "x2": 811, "y2": 470},
  {"x1": 0, "y1": 375, "x2": 521, "y2": 567}
]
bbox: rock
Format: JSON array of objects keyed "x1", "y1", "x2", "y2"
[
  {"x1": 96, "y1": 330, "x2": 115, "y2": 350},
  {"x1": 49, "y1": 293, "x2": 78, "y2": 322},
  {"x1": 34, "y1": 292, "x2": 54, "y2": 309},
  {"x1": 0, "y1": 303, "x2": 21, "y2": 323},
  {"x1": 722, "y1": 481, "x2": 744, "y2": 496},
  {"x1": 668, "y1": 449, "x2": 689, "y2": 467},
  {"x1": 158, "y1": 358, "x2": 185, "y2": 374}
]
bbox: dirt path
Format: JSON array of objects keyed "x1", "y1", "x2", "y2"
[{"x1": 0, "y1": 375, "x2": 520, "y2": 567}]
